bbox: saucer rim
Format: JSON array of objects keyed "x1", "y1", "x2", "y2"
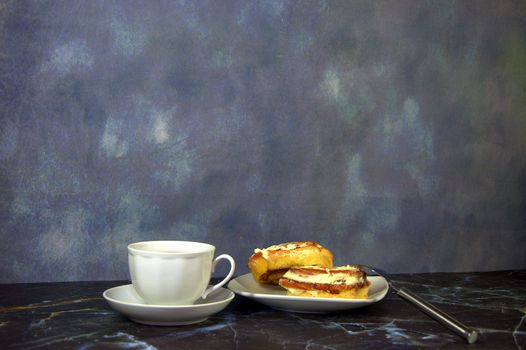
[{"x1": 103, "y1": 284, "x2": 235, "y2": 309}]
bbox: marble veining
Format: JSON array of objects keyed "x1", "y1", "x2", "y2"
[{"x1": 0, "y1": 271, "x2": 525, "y2": 349}]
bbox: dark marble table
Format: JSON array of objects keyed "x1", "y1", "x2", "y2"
[{"x1": 1, "y1": 270, "x2": 525, "y2": 349}]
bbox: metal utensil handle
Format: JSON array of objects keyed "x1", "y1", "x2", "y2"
[{"x1": 397, "y1": 287, "x2": 479, "y2": 344}]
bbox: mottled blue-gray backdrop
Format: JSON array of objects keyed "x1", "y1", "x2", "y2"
[{"x1": 1, "y1": 0, "x2": 525, "y2": 282}]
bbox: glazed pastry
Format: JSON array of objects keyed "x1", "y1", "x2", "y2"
[
  {"x1": 247, "y1": 241, "x2": 333, "y2": 285},
  {"x1": 278, "y1": 265, "x2": 370, "y2": 299}
]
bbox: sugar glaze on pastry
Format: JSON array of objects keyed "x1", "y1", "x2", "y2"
[{"x1": 253, "y1": 241, "x2": 313, "y2": 260}]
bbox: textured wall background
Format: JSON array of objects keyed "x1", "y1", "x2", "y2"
[{"x1": 1, "y1": 0, "x2": 525, "y2": 282}]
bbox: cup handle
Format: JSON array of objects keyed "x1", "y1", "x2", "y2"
[{"x1": 201, "y1": 254, "x2": 236, "y2": 299}]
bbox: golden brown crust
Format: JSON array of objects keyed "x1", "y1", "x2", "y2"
[
  {"x1": 282, "y1": 287, "x2": 369, "y2": 299},
  {"x1": 247, "y1": 241, "x2": 333, "y2": 285}
]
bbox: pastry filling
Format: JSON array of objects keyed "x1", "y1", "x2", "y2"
[{"x1": 279, "y1": 265, "x2": 369, "y2": 294}]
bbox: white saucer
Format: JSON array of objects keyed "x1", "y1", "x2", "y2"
[
  {"x1": 228, "y1": 273, "x2": 388, "y2": 313},
  {"x1": 103, "y1": 284, "x2": 235, "y2": 326}
]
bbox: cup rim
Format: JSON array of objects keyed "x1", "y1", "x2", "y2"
[{"x1": 128, "y1": 240, "x2": 215, "y2": 256}]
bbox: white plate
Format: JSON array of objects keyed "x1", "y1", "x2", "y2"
[
  {"x1": 103, "y1": 284, "x2": 234, "y2": 326},
  {"x1": 227, "y1": 273, "x2": 389, "y2": 313}
]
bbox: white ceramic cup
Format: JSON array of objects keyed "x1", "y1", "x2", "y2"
[{"x1": 128, "y1": 241, "x2": 236, "y2": 305}]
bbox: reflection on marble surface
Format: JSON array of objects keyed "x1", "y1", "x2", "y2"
[{"x1": 0, "y1": 271, "x2": 525, "y2": 349}]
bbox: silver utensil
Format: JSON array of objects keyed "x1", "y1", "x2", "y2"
[{"x1": 361, "y1": 265, "x2": 479, "y2": 344}]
